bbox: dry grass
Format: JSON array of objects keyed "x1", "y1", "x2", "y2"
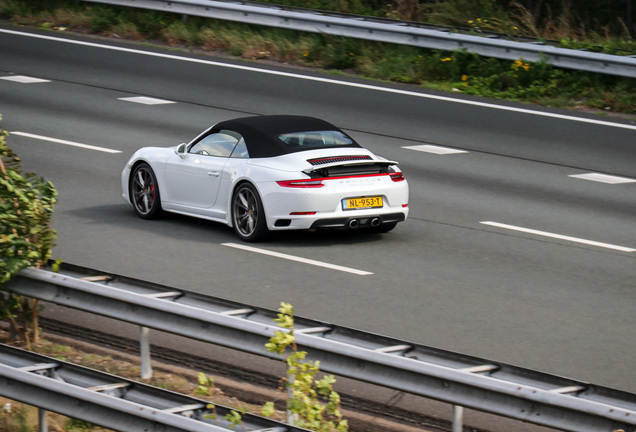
[{"x1": 508, "y1": 1, "x2": 587, "y2": 40}]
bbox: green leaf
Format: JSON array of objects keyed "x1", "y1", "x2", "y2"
[{"x1": 261, "y1": 401, "x2": 275, "y2": 417}]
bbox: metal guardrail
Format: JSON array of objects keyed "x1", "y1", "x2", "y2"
[
  {"x1": 79, "y1": 0, "x2": 636, "y2": 78},
  {"x1": 0, "y1": 343, "x2": 308, "y2": 432},
  {"x1": 6, "y1": 263, "x2": 636, "y2": 432}
]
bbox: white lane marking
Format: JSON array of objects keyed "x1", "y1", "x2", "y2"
[
  {"x1": 402, "y1": 144, "x2": 468, "y2": 154},
  {"x1": 222, "y1": 242, "x2": 373, "y2": 275},
  {"x1": 118, "y1": 96, "x2": 176, "y2": 105},
  {"x1": 480, "y1": 221, "x2": 635, "y2": 252},
  {"x1": 569, "y1": 173, "x2": 636, "y2": 184},
  {"x1": 2, "y1": 28, "x2": 636, "y2": 132},
  {"x1": 0, "y1": 75, "x2": 50, "y2": 83},
  {"x1": 10, "y1": 132, "x2": 122, "y2": 154}
]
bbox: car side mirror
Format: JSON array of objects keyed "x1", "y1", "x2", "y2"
[{"x1": 175, "y1": 143, "x2": 187, "y2": 158}]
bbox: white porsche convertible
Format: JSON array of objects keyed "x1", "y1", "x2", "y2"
[{"x1": 121, "y1": 115, "x2": 409, "y2": 241}]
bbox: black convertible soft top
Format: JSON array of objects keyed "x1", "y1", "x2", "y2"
[{"x1": 210, "y1": 115, "x2": 361, "y2": 158}]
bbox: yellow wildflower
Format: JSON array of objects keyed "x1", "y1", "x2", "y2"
[{"x1": 513, "y1": 58, "x2": 531, "y2": 71}]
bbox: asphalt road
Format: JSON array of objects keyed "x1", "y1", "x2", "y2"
[{"x1": 1, "y1": 25, "x2": 636, "y2": 428}]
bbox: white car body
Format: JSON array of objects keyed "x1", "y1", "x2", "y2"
[{"x1": 122, "y1": 115, "x2": 409, "y2": 241}]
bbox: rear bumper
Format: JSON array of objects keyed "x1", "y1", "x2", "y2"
[
  {"x1": 309, "y1": 212, "x2": 406, "y2": 229},
  {"x1": 260, "y1": 175, "x2": 409, "y2": 231}
]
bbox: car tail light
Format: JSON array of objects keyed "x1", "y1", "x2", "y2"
[
  {"x1": 276, "y1": 179, "x2": 324, "y2": 188},
  {"x1": 390, "y1": 172, "x2": 405, "y2": 182},
  {"x1": 290, "y1": 211, "x2": 317, "y2": 215}
]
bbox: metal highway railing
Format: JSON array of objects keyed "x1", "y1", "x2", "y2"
[
  {"x1": 5, "y1": 262, "x2": 636, "y2": 432},
  {"x1": 78, "y1": 0, "x2": 636, "y2": 78},
  {"x1": 0, "y1": 343, "x2": 309, "y2": 432}
]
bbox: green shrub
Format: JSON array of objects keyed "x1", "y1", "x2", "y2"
[{"x1": 0, "y1": 117, "x2": 58, "y2": 347}]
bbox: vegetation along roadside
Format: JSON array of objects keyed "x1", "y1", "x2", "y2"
[
  {"x1": 0, "y1": 303, "x2": 423, "y2": 432},
  {"x1": 0, "y1": 0, "x2": 634, "y2": 114}
]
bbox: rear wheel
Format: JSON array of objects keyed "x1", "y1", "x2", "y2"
[
  {"x1": 130, "y1": 163, "x2": 162, "y2": 219},
  {"x1": 232, "y1": 183, "x2": 269, "y2": 242}
]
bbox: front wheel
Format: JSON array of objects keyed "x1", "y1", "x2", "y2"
[
  {"x1": 130, "y1": 163, "x2": 162, "y2": 219},
  {"x1": 231, "y1": 183, "x2": 269, "y2": 242}
]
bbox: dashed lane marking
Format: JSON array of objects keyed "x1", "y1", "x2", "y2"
[
  {"x1": 118, "y1": 96, "x2": 176, "y2": 105},
  {"x1": 568, "y1": 173, "x2": 636, "y2": 184},
  {"x1": 222, "y1": 243, "x2": 374, "y2": 275},
  {"x1": 10, "y1": 132, "x2": 122, "y2": 154},
  {"x1": 2, "y1": 28, "x2": 636, "y2": 132},
  {"x1": 0, "y1": 75, "x2": 50, "y2": 83},
  {"x1": 480, "y1": 221, "x2": 635, "y2": 252},
  {"x1": 402, "y1": 144, "x2": 468, "y2": 155}
]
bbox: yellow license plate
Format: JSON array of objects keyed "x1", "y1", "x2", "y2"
[{"x1": 342, "y1": 196, "x2": 383, "y2": 210}]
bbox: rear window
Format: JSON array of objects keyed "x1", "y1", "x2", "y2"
[{"x1": 278, "y1": 131, "x2": 354, "y2": 148}]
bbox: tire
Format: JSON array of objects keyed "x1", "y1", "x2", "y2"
[
  {"x1": 231, "y1": 183, "x2": 269, "y2": 242},
  {"x1": 130, "y1": 163, "x2": 162, "y2": 219}
]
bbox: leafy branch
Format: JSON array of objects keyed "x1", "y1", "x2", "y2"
[
  {"x1": 264, "y1": 302, "x2": 348, "y2": 432},
  {"x1": 0, "y1": 115, "x2": 58, "y2": 348},
  {"x1": 196, "y1": 372, "x2": 247, "y2": 430},
  {"x1": 196, "y1": 302, "x2": 349, "y2": 431}
]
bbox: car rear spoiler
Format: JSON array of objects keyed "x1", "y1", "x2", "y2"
[{"x1": 302, "y1": 159, "x2": 399, "y2": 175}]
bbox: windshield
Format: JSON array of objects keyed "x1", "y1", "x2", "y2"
[{"x1": 278, "y1": 130, "x2": 354, "y2": 148}]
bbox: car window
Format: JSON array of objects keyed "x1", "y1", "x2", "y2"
[
  {"x1": 190, "y1": 130, "x2": 240, "y2": 157},
  {"x1": 278, "y1": 130, "x2": 354, "y2": 148},
  {"x1": 230, "y1": 138, "x2": 249, "y2": 159}
]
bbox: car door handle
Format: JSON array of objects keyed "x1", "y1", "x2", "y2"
[{"x1": 208, "y1": 171, "x2": 221, "y2": 177}]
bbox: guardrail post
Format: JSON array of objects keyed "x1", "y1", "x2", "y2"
[
  {"x1": 140, "y1": 326, "x2": 152, "y2": 379},
  {"x1": 453, "y1": 405, "x2": 463, "y2": 432},
  {"x1": 38, "y1": 408, "x2": 48, "y2": 432},
  {"x1": 285, "y1": 372, "x2": 301, "y2": 425}
]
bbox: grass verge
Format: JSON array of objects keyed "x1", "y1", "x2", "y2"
[{"x1": 0, "y1": 0, "x2": 634, "y2": 115}]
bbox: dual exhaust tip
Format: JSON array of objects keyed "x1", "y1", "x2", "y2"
[{"x1": 348, "y1": 217, "x2": 381, "y2": 229}]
